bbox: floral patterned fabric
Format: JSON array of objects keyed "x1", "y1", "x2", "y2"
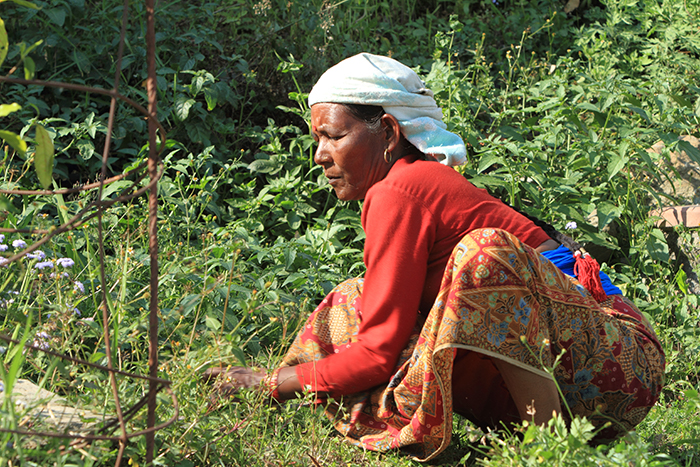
[{"x1": 280, "y1": 229, "x2": 665, "y2": 461}]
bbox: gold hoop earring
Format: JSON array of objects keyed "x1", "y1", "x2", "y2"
[{"x1": 384, "y1": 149, "x2": 392, "y2": 164}]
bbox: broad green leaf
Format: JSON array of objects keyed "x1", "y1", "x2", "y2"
[
  {"x1": 0, "y1": 18, "x2": 7, "y2": 69},
  {"x1": 45, "y1": 7, "x2": 66, "y2": 26},
  {"x1": 248, "y1": 158, "x2": 280, "y2": 173},
  {"x1": 6, "y1": 0, "x2": 41, "y2": 8},
  {"x1": 72, "y1": 49, "x2": 90, "y2": 74},
  {"x1": 84, "y1": 112, "x2": 96, "y2": 137},
  {"x1": 77, "y1": 139, "x2": 95, "y2": 160},
  {"x1": 100, "y1": 179, "x2": 131, "y2": 200},
  {"x1": 626, "y1": 105, "x2": 650, "y2": 123},
  {"x1": 283, "y1": 247, "x2": 297, "y2": 269},
  {"x1": 231, "y1": 346, "x2": 247, "y2": 366},
  {"x1": 675, "y1": 269, "x2": 688, "y2": 295},
  {"x1": 497, "y1": 125, "x2": 525, "y2": 143},
  {"x1": 205, "y1": 316, "x2": 221, "y2": 331},
  {"x1": 600, "y1": 93, "x2": 616, "y2": 112},
  {"x1": 618, "y1": 140, "x2": 629, "y2": 158},
  {"x1": 521, "y1": 423, "x2": 538, "y2": 444},
  {"x1": 295, "y1": 202, "x2": 316, "y2": 214},
  {"x1": 89, "y1": 352, "x2": 106, "y2": 364},
  {"x1": 174, "y1": 96, "x2": 195, "y2": 120},
  {"x1": 203, "y1": 87, "x2": 218, "y2": 111},
  {"x1": 0, "y1": 194, "x2": 19, "y2": 214},
  {"x1": 670, "y1": 94, "x2": 692, "y2": 109},
  {"x1": 180, "y1": 294, "x2": 201, "y2": 317},
  {"x1": 596, "y1": 202, "x2": 622, "y2": 229},
  {"x1": 645, "y1": 228, "x2": 669, "y2": 263},
  {"x1": 477, "y1": 153, "x2": 503, "y2": 173},
  {"x1": 0, "y1": 129, "x2": 27, "y2": 156},
  {"x1": 19, "y1": 39, "x2": 42, "y2": 59},
  {"x1": 678, "y1": 139, "x2": 700, "y2": 165},
  {"x1": 193, "y1": 75, "x2": 205, "y2": 95},
  {"x1": 34, "y1": 124, "x2": 54, "y2": 189},
  {"x1": 588, "y1": 129, "x2": 599, "y2": 143},
  {"x1": 685, "y1": 389, "x2": 699, "y2": 403},
  {"x1": 286, "y1": 211, "x2": 301, "y2": 230},
  {"x1": 563, "y1": 110, "x2": 587, "y2": 133},
  {"x1": 0, "y1": 103, "x2": 21, "y2": 117},
  {"x1": 23, "y1": 55, "x2": 35, "y2": 79},
  {"x1": 623, "y1": 92, "x2": 642, "y2": 107},
  {"x1": 468, "y1": 174, "x2": 509, "y2": 189},
  {"x1": 607, "y1": 153, "x2": 629, "y2": 180},
  {"x1": 577, "y1": 102, "x2": 601, "y2": 113}
]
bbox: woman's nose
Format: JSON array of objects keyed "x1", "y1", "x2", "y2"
[{"x1": 313, "y1": 142, "x2": 331, "y2": 166}]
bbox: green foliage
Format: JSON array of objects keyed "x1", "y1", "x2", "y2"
[
  {"x1": 0, "y1": 0, "x2": 698, "y2": 465},
  {"x1": 480, "y1": 415, "x2": 678, "y2": 466}
]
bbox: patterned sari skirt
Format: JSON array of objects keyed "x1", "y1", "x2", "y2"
[{"x1": 280, "y1": 228, "x2": 665, "y2": 461}]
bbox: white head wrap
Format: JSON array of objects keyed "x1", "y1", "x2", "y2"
[{"x1": 308, "y1": 53, "x2": 467, "y2": 167}]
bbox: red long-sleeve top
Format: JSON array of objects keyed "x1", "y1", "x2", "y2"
[{"x1": 295, "y1": 155, "x2": 550, "y2": 397}]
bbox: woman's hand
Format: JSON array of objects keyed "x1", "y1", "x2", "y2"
[
  {"x1": 202, "y1": 365, "x2": 318, "y2": 402},
  {"x1": 202, "y1": 366, "x2": 266, "y2": 396}
]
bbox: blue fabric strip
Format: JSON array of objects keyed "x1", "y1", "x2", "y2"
[{"x1": 540, "y1": 245, "x2": 622, "y2": 296}]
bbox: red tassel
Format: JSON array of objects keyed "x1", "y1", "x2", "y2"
[{"x1": 573, "y1": 250, "x2": 608, "y2": 303}]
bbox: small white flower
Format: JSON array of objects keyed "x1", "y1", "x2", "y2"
[{"x1": 565, "y1": 221, "x2": 578, "y2": 230}]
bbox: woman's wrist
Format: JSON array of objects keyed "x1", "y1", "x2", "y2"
[
  {"x1": 259, "y1": 365, "x2": 330, "y2": 402},
  {"x1": 260, "y1": 367, "x2": 283, "y2": 400},
  {"x1": 259, "y1": 366, "x2": 308, "y2": 401}
]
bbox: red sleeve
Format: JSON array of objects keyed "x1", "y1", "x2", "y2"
[{"x1": 295, "y1": 184, "x2": 434, "y2": 397}]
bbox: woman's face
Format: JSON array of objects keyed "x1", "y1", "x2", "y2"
[{"x1": 310, "y1": 103, "x2": 390, "y2": 201}]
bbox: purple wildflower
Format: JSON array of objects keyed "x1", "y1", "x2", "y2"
[
  {"x1": 565, "y1": 221, "x2": 578, "y2": 230},
  {"x1": 34, "y1": 261, "x2": 54, "y2": 270},
  {"x1": 0, "y1": 234, "x2": 4, "y2": 243},
  {"x1": 0, "y1": 245, "x2": 7, "y2": 252},
  {"x1": 56, "y1": 257, "x2": 75, "y2": 268},
  {"x1": 33, "y1": 340, "x2": 50, "y2": 351},
  {"x1": 12, "y1": 239, "x2": 27, "y2": 249},
  {"x1": 26, "y1": 250, "x2": 46, "y2": 260},
  {"x1": 74, "y1": 281, "x2": 85, "y2": 293}
]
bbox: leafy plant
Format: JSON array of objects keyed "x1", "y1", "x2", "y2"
[{"x1": 0, "y1": 0, "x2": 698, "y2": 465}]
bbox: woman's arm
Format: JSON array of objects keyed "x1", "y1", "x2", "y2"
[{"x1": 203, "y1": 365, "x2": 322, "y2": 401}]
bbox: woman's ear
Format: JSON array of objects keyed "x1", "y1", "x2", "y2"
[{"x1": 380, "y1": 113, "x2": 402, "y2": 153}]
